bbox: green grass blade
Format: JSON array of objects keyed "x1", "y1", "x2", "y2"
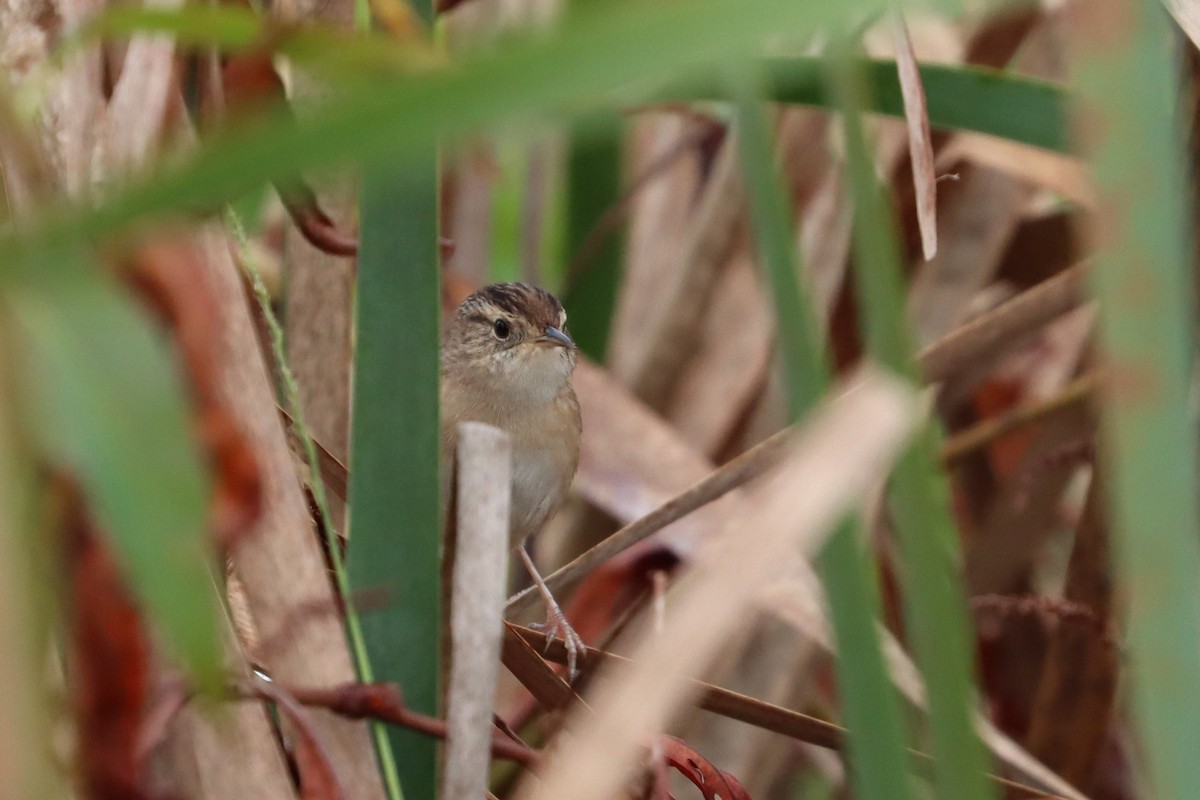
[
  {"x1": 725, "y1": 58, "x2": 1067, "y2": 153},
  {"x1": 7, "y1": 269, "x2": 220, "y2": 686},
  {"x1": 827, "y1": 53, "x2": 994, "y2": 800},
  {"x1": 5, "y1": 0, "x2": 945, "y2": 264},
  {"x1": 488, "y1": 139, "x2": 526, "y2": 285},
  {"x1": 729, "y1": 71, "x2": 918, "y2": 800},
  {"x1": 75, "y1": 5, "x2": 262, "y2": 50},
  {"x1": 0, "y1": 305, "x2": 57, "y2": 800},
  {"x1": 1075, "y1": 5, "x2": 1200, "y2": 797},
  {"x1": 349, "y1": 162, "x2": 440, "y2": 799},
  {"x1": 562, "y1": 114, "x2": 624, "y2": 362}
]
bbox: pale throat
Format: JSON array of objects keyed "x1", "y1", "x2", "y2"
[
  {"x1": 452, "y1": 344, "x2": 572, "y2": 416},
  {"x1": 499, "y1": 346, "x2": 574, "y2": 409}
]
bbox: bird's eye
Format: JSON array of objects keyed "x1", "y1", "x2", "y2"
[{"x1": 492, "y1": 319, "x2": 511, "y2": 339}]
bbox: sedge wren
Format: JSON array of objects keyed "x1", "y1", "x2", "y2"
[{"x1": 440, "y1": 282, "x2": 585, "y2": 673}]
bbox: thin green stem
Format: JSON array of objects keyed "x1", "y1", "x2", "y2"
[
  {"x1": 825, "y1": 49, "x2": 994, "y2": 800},
  {"x1": 224, "y1": 207, "x2": 404, "y2": 799},
  {"x1": 728, "y1": 67, "x2": 917, "y2": 800}
]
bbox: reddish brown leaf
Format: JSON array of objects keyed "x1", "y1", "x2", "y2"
[
  {"x1": 219, "y1": 51, "x2": 289, "y2": 119},
  {"x1": 65, "y1": 491, "x2": 152, "y2": 800},
  {"x1": 658, "y1": 736, "x2": 751, "y2": 800},
  {"x1": 220, "y1": 51, "x2": 360, "y2": 257},
  {"x1": 260, "y1": 682, "x2": 540, "y2": 764},
  {"x1": 124, "y1": 240, "x2": 264, "y2": 553},
  {"x1": 251, "y1": 681, "x2": 347, "y2": 800},
  {"x1": 278, "y1": 181, "x2": 360, "y2": 257},
  {"x1": 564, "y1": 545, "x2": 683, "y2": 647}
]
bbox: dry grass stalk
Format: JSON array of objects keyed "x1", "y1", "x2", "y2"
[
  {"x1": 514, "y1": 368, "x2": 919, "y2": 800},
  {"x1": 893, "y1": 11, "x2": 939, "y2": 261},
  {"x1": 443, "y1": 423, "x2": 513, "y2": 800},
  {"x1": 148, "y1": 617, "x2": 298, "y2": 799},
  {"x1": 610, "y1": 112, "x2": 704, "y2": 379},
  {"x1": 516, "y1": 623, "x2": 842, "y2": 749},
  {"x1": 918, "y1": 262, "x2": 1089, "y2": 387},
  {"x1": 507, "y1": 413, "x2": 790, "y2": 618},
  {"x1": 1168, "y1": 0, "x2": 1200, "y2": 50},
  {"x1": 280, "y1": 0, "x2": 359, "y2": 533},
  {"x1": 943, "y1": 133, "x2": 1094, "y2": 207},
  {"x1": 153, "y1": 696, "x2": 299, "y2": 799},
  {"x1": 758, "y1": 551, "x2": 1088, "y2": 798},
  {"x1": 44, "y1": 0, "x2": 103, "y2": 199},
  {"x1": 101, "y1": 0, "x2": 183, "y2": 176},
  {"x1": 966, "y1": 307, "x2": 1095, "y2": 595},
  {"x1": 282, "y1": 181, "x2": 356, "y2": 532},
  {"x1": 940, "y1": 371, "x2": 1099, "y2": 465},
  {"x1": 194, "y1": 228, "x2": 386, "y2": 798},
  {"x1": 1025, "y1": 475, "x2": 1117, "y2": 791},
  {"x1": 667, "y1": 250, "x2": 774, "y2": 456},
  {"x1": 568, "y1": 359, "x2": 727, "y2": 527},
  {"x1": 623, "y1": 136, "x2": 746, "y2": 411},
  {"x1": 526, "y1": 622, "x2": 1082, "y2": 800},
  {"x1": 906, "y1": 164, "x2": 1034, "y2": 346}
]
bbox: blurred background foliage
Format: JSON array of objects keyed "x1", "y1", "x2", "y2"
[{"x1": 1, "y1": 0, "x2": 1198, "y2": 798}]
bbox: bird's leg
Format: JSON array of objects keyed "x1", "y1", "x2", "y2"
[{"x1": 518, "y1": 544, "x2": 585, "y2": 679}]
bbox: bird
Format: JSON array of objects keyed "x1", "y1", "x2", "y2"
[{"x1": 440, "y1": 282, "x2": 585, "y2": 675}]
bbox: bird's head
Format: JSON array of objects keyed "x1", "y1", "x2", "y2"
[{"x1": 443, "y1": 282, "x2": 577, "y2": 406}]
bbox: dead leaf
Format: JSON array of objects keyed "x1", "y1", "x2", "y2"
[
  {"x1": 124, "y1": 240, "x2": 264, "y2": 554},
  {"x1": 251, "y1": 680, "x2": 348, "y2": 800},
  {"x1": 515, "y1": 369, "x2": 919, "y2": 800},
  {"x1": 65, "y1": 490, "x2": 152, "y2": 800},
  {"x1": 892, "y1": 12, "x2": 938, "y2": 261},
  {"x1": 659, "y1": 736, "x2": 752, "y2": 800}
]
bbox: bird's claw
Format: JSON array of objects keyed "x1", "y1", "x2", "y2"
[{"x1": 531, "y1": 608, "x2": 586, "y2": 680}]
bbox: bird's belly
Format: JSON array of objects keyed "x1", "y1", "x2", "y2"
[{"x1": 509, "y1": 444, "x2": 568, "y2": 545}]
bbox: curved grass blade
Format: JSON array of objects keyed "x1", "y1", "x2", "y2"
[
  {"x1": 3, "y1": 0, "x2": 998, "y2": 265},
  {"x1": 61, "y1": 4, "x2": 438, "y2": 75},
  {"x1": 728, "y1": 69, "x2": 918, "y2": 800},
  {"x1": 826, "y1": 51, "x2": 994, "y2": 800},
  {"x1": 750, "y1": 57, "x2": 1066, "y2": 153},
  {"x1": 1075, "y1": 2, "x2": 1200, "y2": 796},
  {"x1": 6, "y1": 269, "x2": 220, "y2": 686}
]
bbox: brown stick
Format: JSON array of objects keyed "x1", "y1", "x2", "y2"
[
  {"x1": 918, "y1": 262, "x2": 1091, "y2": 384},
  {"x1": 1024, "y1": 476, "x2": 1118, "y2": 791},
  {"x1": 505, "y1": 427, "x2": 792, "y2": 617},
  {"x1": 939, "y1": 372, "x2": 1100, "y2": 465},
  {"x1": 508, "y1": 373, "x2": 1103, "y2": 619},
  {"x1": 237, "y1": 680, "x2": 540, "y2": 766},
  {"x1": 243, "y1": 680, "x2": 347, "y2": 800},
  {"x1": 510, "y1": 626, "x2": 1075, "y2": 800}
]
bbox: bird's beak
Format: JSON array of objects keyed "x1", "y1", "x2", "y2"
[{"x1": 539, "y1": 326, "x2": 575, "y2": 349}]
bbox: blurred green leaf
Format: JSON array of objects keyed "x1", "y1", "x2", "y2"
[
  {"x1": 7, "y1": 269, "x2": 220, "y2": 685},
  {"x1": 490, "y1": 138, "x2": 526, "y2": 285},
  {"x1": 1076, "y1": 3, "x2": 1200, "y2": 797},
  {"x1": 64, "y1": 4, "x2": 437, "y2": 74},
  {"x1": 562, "y1": 113, "x2": 624, "y2": 362},
  {"x1": 75, "y1": 4, "x2": 262, "y2": 50},
  {"x1": 828, "y1": 52, "x2": 994, "y2": 800},
  {"x1": 0, "y1": 321, "x2": 56, "y2": 800},
  {"x1": 729, "y1": 70, "x2": 918, "y2": 800},
  {"x1": 708, "y1": 58, "x2": 1068, "y2": 153},
  {"x1": 6, "y1": 0, "x2": 958, "y2": 264}
]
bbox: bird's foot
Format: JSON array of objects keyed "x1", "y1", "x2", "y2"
[{"x1": 530, "y1": 607, "x2": 586, "y2": 680}]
